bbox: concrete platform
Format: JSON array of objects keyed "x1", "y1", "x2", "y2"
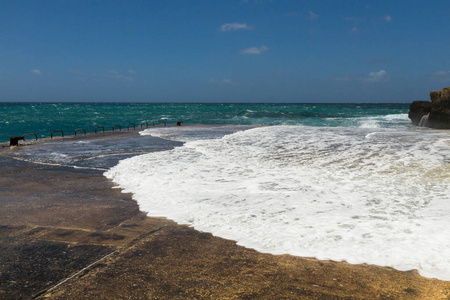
[{"x1": 1, "y1": 135, "x2": 449, "y2": 299}]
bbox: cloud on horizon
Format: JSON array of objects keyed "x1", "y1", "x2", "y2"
[
  {"x1": 240, "y1": 45, "x2": 268, "y2": 55},
  {"x1": 30, "y1": 69, "x2": 42, "y2": 75},
  {"x1": 346, "y1": 14, "x2": 391, "y2": 34},
  {"x1": 106, "y1": 70, "x2": 134, "y2": 82},
  {"x1": 429, "y1": 70, "x2": 450, "y2": 82},
  {"x1": 334, "y1": 70, "x2": 389, "y2": 83},
  {"x1": 364, "y1": 70, "x2": 388, "y2": 82},
  {"x1": 220, "y1": 23, "x2": 253, "y2": 32}
]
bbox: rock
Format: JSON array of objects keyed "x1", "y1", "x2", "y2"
[
  {"x1": 430, "y1": 87, "x2": 450, "y2": 107},
  {"x1": 409, "y1": 87, "x2": 450, "y2": 129},
  {"x1": 428, "y1": 104, "x2": 450, "y2": 129},
  {"x1": 408, "y1": 101, "x2": 432, "y2": 126}
]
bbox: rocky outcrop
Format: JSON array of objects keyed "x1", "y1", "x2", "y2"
[
  {"x1": 409, "y1": 87, "x2": 450, "y2": 129},
  {"x1": 409, "y1": 101, "x2": 432, "y2": 126}
]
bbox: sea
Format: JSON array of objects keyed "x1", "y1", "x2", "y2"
[{"x1": 1, "y1": 102, "x2": 450, "y2": 280}]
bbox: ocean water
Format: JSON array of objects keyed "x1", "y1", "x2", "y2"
[
  {"x1": 2, "y1": 103, "x2": 450, "y2": 280},
  {"x1": 0, "y1": 102, "x2": 408, "y2": 143}
]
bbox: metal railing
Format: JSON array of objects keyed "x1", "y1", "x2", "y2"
[
  {"x1": 74, "y1": 128, "x2": 86, "y2": 136},
  {"x1": 51, "y1": 130, "x2": 64, "y2": 139},
  {"x1": 127, "y1": 123, "x2": 135, "y2": 131},
  {"x1": 23, "y1": 133, "x2": 38, "y2": 141},
  {"x1": 7, "y1": 119, "x2": 181, "y2": 146},
  {"x1": 153, "y1": 120, "x2": 166, "y2": 127},
  {"x1": 95, "y1": 126, "x2": 105, "y2": 134}
]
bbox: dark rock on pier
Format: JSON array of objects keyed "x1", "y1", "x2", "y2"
[{"x1": 409, "y1": 87, "x2": 450, "y2": 129}]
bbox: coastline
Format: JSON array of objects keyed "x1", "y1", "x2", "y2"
[{"x1": 1, "y1": 131, "x2": 449, "y2": 299}]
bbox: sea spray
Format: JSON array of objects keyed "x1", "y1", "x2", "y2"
[
  {"x1": 105, "y1": 126, "x2": 450, "y2": 280},
  {"x1": 419, "y1": 113, "x2": 430, "y2": 127}
]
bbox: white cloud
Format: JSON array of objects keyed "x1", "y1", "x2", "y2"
[
  {"x1": 364, "y1": 70, "x2": 388, "y2": 82},
  {"x1": 240, "y1": 45, "x2": 268, "y2": 55},
  {"x1": 30, "y1": 69, "x2": 42, "y2": 75},
  {"x1": 127, "y1": 69, "x2": 137, "y2": 74},
  {"x1": 429, "y1": 70, "x2": 450, "y2": 82},
  {"x1": 67, "y1": 68, "x2": 86, "y2": 81},
  {"x1": 107, "y1": 70, "x2": 134, "y2": 82},
  {"x1": 431, "y1": 70, "x2": 450, "y2": 77},
  {"x1": 345, "y1": 14, "x2": 391, "y2": 34},
  {"x1": 333, "y1": 70, "x2": 389, "y2": 83},
  {"x1": 308, "y1": 11, "x2": 318, "y2": 20},
  {"x1": 220, "y1": 23, "x2": 253, "y2": 32}
]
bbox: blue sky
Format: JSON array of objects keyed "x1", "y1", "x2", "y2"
[{"x1": 1, "y1": 0, "x2": 449, "y2": 102}]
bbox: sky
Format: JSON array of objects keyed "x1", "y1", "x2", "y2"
[{"x1": 1, "y1": 0, "x2": 449, "y2": 103}]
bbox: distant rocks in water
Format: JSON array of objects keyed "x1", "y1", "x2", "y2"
[{"x1": 409, "y1": 87, "x2": 450, "y2": 129}]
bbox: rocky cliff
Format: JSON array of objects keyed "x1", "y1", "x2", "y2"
[{"x1": 409, "y1": 87, "x2": 450, "y2": 129}]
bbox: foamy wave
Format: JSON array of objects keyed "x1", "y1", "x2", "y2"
[
  {"x1": 106, "y1": 126, "x2": 450, "y2": 280},
  {"x1": 140, "y1": 125, "x2": 257, "y2": 142},
  {"x1": 356, "y1": 114, "x2": 410, "y2": 128}
]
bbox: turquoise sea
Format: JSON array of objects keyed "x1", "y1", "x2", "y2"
[{"x1": 0, "y1": 102, "x2": 410, "y2": 143}]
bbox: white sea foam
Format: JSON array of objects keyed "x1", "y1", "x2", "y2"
[
  {"x1": 105, "y1": 126, "x2": 450, "y2": 280},
  {"x1": 140, "y1": 125, "x2": 256, "y2": 142},
  {"x1": 357, "y1": 114, "x2": 410, "y2": 128}
]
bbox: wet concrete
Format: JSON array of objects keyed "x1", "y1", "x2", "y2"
[{"x1": 1, "y1": 133, "x2": 449, "y2": 299}]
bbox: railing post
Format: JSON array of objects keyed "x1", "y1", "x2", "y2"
[
  {"x1": 51, "y1": 130, "x2": 64, "y2": 139},
  {"x1": 127, "y1": 123, "x2": 136, "y2": 131},
  {"x1": 74, "y1": 128, "x2": 86, "y2": 136},
  {"x1": 153, "y1": 120, "x2": 166, "y2": 127},
  {"x1": 7, "y1": 118, "x2": 164, "y2": 144},
  {"x1": 10, "y1": 133, "x2": 38, "y2": 146},
  {"x1": 23, "y1": 133, "x2": 38, "y2": 141},
  {"x1": 95, "y1": 126, "x2": 105, "y2": 134}
]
